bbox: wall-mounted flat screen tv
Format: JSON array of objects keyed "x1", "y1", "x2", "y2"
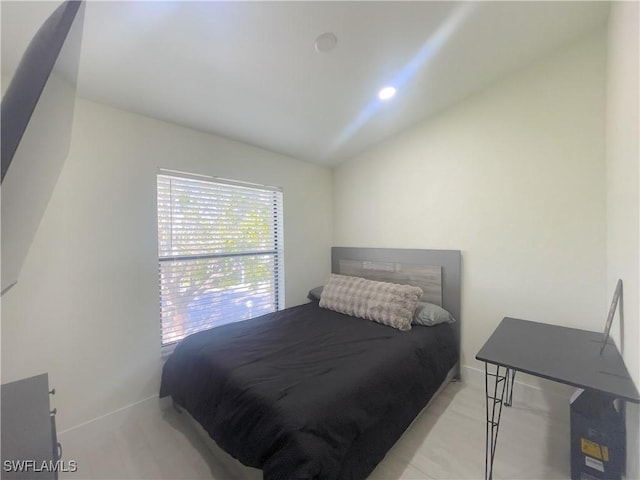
[{"x1": 1, "y1": 1, "x2": 85, "y2": 295}]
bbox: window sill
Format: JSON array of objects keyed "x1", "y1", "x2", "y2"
[{"x1": 161, "y1": 343, "x2": 177, "y2": 360}]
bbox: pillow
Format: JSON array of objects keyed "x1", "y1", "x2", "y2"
[
  {"x1": 319, "y1": 274, "x2": 423, "y2": 331},
  {"x1": 307, "y1": 286, "x2": 324, "y2": 302},
  {"x1": 412, "y1": 302, "x2": 456, "y2": 326}
]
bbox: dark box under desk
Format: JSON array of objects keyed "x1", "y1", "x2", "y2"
[{"x1": 570, "y1": 389, "x2": 625, "y2": 480}]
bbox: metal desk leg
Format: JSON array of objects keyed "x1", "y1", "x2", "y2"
[
  {"x1": 484, "y1": 363, "x2": 514, "y2": 480},
  {"x1": 505, "y1": 368, "x2": 516, "y2": 407}
]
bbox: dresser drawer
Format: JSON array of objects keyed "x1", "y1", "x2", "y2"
[{"x1": 1, "y1": 374, "x2": 57, "y2": 479}]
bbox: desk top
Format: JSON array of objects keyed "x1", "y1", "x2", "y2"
[{"x1": 476, "y1": 317, "x2": 640, "y2": 403}]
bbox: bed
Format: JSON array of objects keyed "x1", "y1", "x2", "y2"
[{"x1": 160, "y1": 247, "x2": 461, "y2": 479}]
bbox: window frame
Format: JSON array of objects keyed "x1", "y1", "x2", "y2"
[{"x1": 156, "y1": 169, "x2": 284, "y2": 354}]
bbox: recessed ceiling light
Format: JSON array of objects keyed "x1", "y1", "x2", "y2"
[
  {"x1": 378, "y1": 86, "x2": 397, "y2": 101},
  {"x1": 315, "y1": 32, "x2": 337, "y2": 53}
]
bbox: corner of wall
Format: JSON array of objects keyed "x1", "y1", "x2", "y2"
[{"x1": 605, "y1": 2, "x2": 640, "y2": 478}]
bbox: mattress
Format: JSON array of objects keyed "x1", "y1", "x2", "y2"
[{"x1": 160, "y1": 301, "x2": 458, "y2": 480}]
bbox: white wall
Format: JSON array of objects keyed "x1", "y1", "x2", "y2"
[
  {"x1": 334, "y1": 32, "x2": 607, "y2": 379},
  {"x1": 1, "y1": 98, "x2": 333, "y2": 431},
  {"x1": 605, "y1": 2, "x2": 639, "y2": 477}
]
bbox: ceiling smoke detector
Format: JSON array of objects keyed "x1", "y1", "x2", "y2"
[{"x1": 315, "y1": 32, "x2": 338, "y2": 53}]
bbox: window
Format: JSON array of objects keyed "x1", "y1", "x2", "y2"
[{"x1": 157, "y1": 170, "x2": 284, "y2": 347}]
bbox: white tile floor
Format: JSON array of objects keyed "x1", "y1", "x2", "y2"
[{"x1": 59, "y1": 381, "x2": 571, "y2": 480}]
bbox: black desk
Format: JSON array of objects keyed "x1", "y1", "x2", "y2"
[{"x1": 476, "y1": 318, "x2": 640, "y2": 480}]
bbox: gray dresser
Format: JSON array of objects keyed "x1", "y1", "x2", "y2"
[{"x1": 1, "y1": 374, "x2": 59, "y2": 480}]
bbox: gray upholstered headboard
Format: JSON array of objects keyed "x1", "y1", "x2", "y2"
[{"x1": 331, "y1": 247, "x2": 462, "y2": 377}]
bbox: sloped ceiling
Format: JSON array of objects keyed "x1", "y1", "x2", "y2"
[{"x1": 2, "y1": 1, "x2": 609, "y2": 165}]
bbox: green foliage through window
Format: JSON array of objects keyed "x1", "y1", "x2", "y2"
[{"x1": 157, "y1": 172, "x2": 284, "y2": 346}]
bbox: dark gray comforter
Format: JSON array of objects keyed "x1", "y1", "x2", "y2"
[{"x1": 160, "y1": 302, "x2": 457, "y2": 480}]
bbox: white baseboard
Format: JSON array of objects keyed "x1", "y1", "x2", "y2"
[
  {"x1": 461, "y1": 363, "x2": 575, "y2": 422},
  {"x1": 58, "y1": 394, "x2": 160, "y2": 437}
]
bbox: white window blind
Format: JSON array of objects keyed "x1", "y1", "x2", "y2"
[{"x1": 157, "y1": 171, "x2": 284, "y2": 347}]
